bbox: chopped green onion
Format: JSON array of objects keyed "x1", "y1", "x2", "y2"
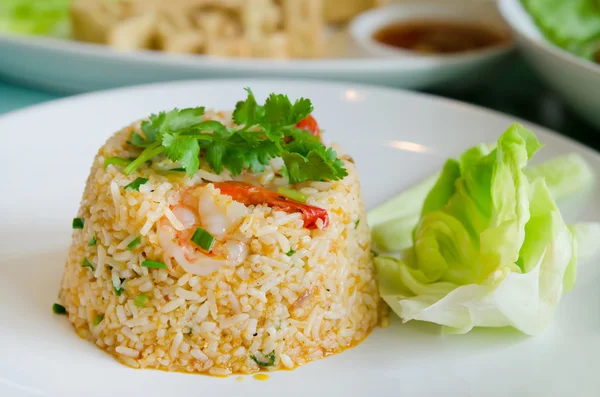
[
  {"x1": 113, "y1": 286, "x2": 124, "y2": 296},
  {"x1": 103, "y1": 157, "x2": 131, "y2": 169},
  {"x1": 127, "y1": 236, "x2": 141, "y2": 250},
  {"x1": 52, "y1": 303, "x2": 67, "y2": 314},
  {"x1": 370, "y1": 249, "x2": 379, "y2": 257},
  {"x1": 142, "y1": 259, "x2": 167, "y2": 269},
  {"x1": 277, "y1": 187, "x2": 307, "y2": 203},
  {"x1": 82, "y1": 258, "x2": 95, "y2": 270},
  {"x1": 125, "y1": 177, "x2": 149, "y2": 191},
  {"x1": 124, "y1": 143, "x2": 164, "y2": 175},
  {"x1": 286, "y1": 250, "x2": 295, "y2": 257},
  {"x1": 113, "y1": 278, "x2": 126, "y2": 296},
  {"x1": 92, "y1": 314, "x2": 104, "y2": 326},
  {"x1": 191, "y1": 227, "x2": 215, "y2": 252},
  {"x1": 154, "y1": 168, "x2": 188, "y2": 177},
  {"x1": 72, "y1": 218, "x2": 84, "y2": 229},
  {"x1": 88, "y1": 236, "x2": 97, "y2": 246},
  {"x1": 250, "y1": 351, "x2": 276, "y2": 367},
  {"x1": 134, "y1": 294, "x2": 149, "y2": 307},
  {"x1": 355, "y1": 219, "x2": 360, "y2": 229}
]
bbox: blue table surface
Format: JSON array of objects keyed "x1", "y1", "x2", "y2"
[
  {"x1": 1, "y1": 56, "x2": 599, "y2": 151},
  {"x1": 0, "y1": 80, "x2": 57, "y2": 113}
]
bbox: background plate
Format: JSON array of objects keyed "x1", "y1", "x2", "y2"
[
  {"x1": 0, "y1": 79, "x2": 598, "y2": 397},
  {"x1": 0, "y1": 29, "x2": 510, "y2": 94}
]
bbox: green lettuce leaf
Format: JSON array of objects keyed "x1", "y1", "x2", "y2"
[
  {"x1": 370, "y1": 151, "x2": 594, "y2": 252},
  {"x1": 0, "y1": 0, "x2": 71, "y2": 37},
  {"x1": 521, "y1": 0, "x2": 600, "y2": 62},
  {"x1": 375, "y1": 124, "x2": 599, "y2": 335},
  {"x1": 524, "y1": 152, "x2": 595, "y2": 200},
  {"x1": 368, "y1": 172, "x2": 440, "y2": 228}
]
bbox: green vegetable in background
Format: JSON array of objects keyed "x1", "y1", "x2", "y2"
[
  {"x1": 0, "y1": 0, "x2": 72, "y2": 38},
  {"x1": 372, "y1": 124, "x2": 600, "y2": 335},
  {"x1": 522, "y1": 0, "x2": 600, "y2": 62}
]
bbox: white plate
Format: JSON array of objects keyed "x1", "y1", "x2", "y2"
[
  {"x1": 498, "y1": 0, "x2": 600, "y2": 129},
  {"x1": 0, "y1": 0, "x2": 512, "y2": 94},
  {"x1": 0, "y1": 79, "x2": 598, "y2": 397}
]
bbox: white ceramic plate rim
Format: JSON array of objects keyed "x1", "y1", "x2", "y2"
[{"x1": 498, "y1": 0, "x2": 600, "y2": 76}]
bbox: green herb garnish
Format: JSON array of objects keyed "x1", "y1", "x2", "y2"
[
  {"x1": 113, "y1": 278, "x2": 126, "y2": 296},
  {"x1": 190, "y1": 227, "x2": 215, "y2": 252},
  {"x1": 250, "y1": 351, "x2": 276, "y2": 367},
  {"x1": 286, "y1": 250, "x2": 295, "y2": 257},
  {"x1": 370, "y1": 249, "x2": 379, "y2": 258},
  {"x1": 142, "y1": 259, "x2": 167, "y2": 269},
  {"x1": 52, "y1": 303, "x2": 67, "y2": 314},
  {"x1": 72, "y1": 218, "x2": 84, "y2": 229},
  {"x1": 127, "y1": 236, "x2": 141, "y2": 250},
  {"x1": 0, "y1": 0, "x2": 72, "y2": 38},
  {"x1": 104, "y1": 157, "x2": 131, "y2": 169},
  {"x1": 277, "y1": 187, "x2": 307, "y2": 203},
  {"x1": 355, "y1": 219, "x2": 360, "y2": 229},
  {"x1": 124, "y1": 89, "x2": 348, "y2": 183},
  {"x1": 92, "y1": 314, "x2": 104, "y2": 326},
  {"x1": 134, "y1": 294, "x2": 149, "y2": 307},
  {"x1": 125, "y1": 177, "x2": 149, "y2": 191},
  {"x1": 88, "y1": 236, "x2": 97, "y2": 246},
  {"x1": 82, "y1": 258, "x2": 95, "y2": 270}
]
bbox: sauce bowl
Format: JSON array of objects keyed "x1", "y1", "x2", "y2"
[{"x1": 348, "y1": 0, "x2": 514, "y2": 90}]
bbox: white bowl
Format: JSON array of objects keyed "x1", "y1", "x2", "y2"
[
  {"x1": 499, "y1": 0, "x2": 600, "y2": 130},
  {"x1": 348, "y1": 0, "x2": 513, "y2": 89}
]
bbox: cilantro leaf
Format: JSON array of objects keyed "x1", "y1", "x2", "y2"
[
  {"x1": 283, "y1": 128, "x2": 324, "y2": 155},
  {"x1": 260, "y1": 94, "x2": 313, "y2": 140},
  {"x1": 246, "y1": 140, "x2": 280, "y2": 173},
  {"x1": 163, "y1": 107, "x2": 205, "y2": 131},
  {"x1": 280, "y1": 128, "x2": 348, "y2": 182},
  {"x1": 130, "y1": 132, "x2": 153, "y2": 148},
  {"x1": 263, "y1": 93, "x2": 293, "y2": 128},
  {"x1": 206, "y1": 142, "x2": 227, "y2": 174},
  {"x1": 282, "y1": 147, "x2": 348, "y2": 184},
  {"x1": 233, "y1": 88, "x2": 261, "y2": 128},
  {"x1": 140, "y1": 112, "x2": 165, "y2": 144},
  {"x1": 160, "y1": 119, "x2": 223, "y2": 177},
  {"x1": 291, "y1": 98, "x2": 314, "y2": 124},
  {"x1": 162, "y1": 133, "x2": 200, "y2": 177},
  {"x1": 196, "y1": 120, "x2": 234, "y2": 174},
  {"x1": 124, "y1": 89, "x2": 346, "y2": 183},
  {"x1": 220, "y1": 133, "x2": 279, "y2": 175},
  {"x1": 324, "y1": 147, "x2": 349, "y2": 180}
]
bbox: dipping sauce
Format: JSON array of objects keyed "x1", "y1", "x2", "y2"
[{"x1": 373, "y1": 20, "x2": 508, "y2": 54}]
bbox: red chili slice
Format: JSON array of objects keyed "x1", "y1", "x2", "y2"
[
  {"x1": 295, "y1": 115, "x2": 320, "y2": 139},
  {"x1": 212, "y1": 181, "x2": 328, "y2": 229}
]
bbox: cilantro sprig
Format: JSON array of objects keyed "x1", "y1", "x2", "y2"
[{"x1": 124, "y1": 89, "x2": 348, "y2": 183}]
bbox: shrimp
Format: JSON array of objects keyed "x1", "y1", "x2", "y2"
[
  {"x1": 213, "y1": 181, "x2": 329, "y2": 229},
  {"x1": 157, "y1": 185, "x2": 249, "y2": 276}
]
